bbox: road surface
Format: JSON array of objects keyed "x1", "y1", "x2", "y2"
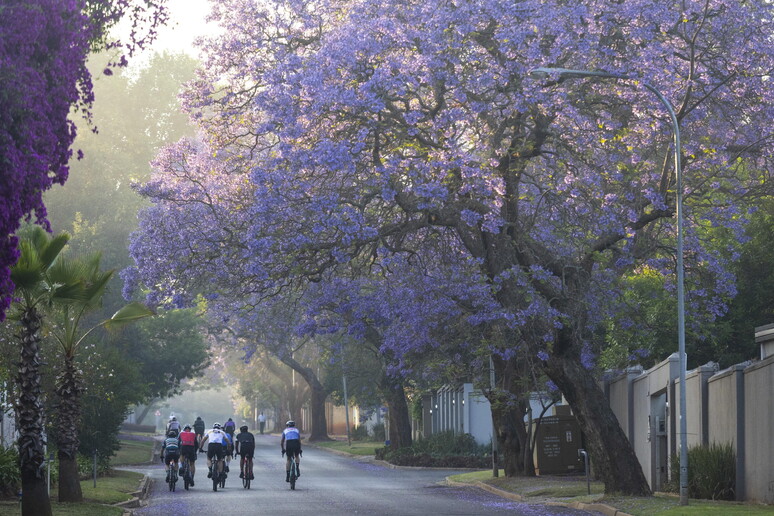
[{"x1": 127, "y1": 433, "x2": 600, "y2": 515}]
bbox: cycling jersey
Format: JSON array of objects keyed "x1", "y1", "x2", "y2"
[
  {"x1": 236, "y1": 431, "x2": 255, "y2": 451},
  {"x1": 163, "y1": 436, "x2": 180, "y2": 452},
  {"x1": 206, "y1": 429, "x2": 227, "y2": 444},
  {"x1": 179, "y1": 430, "x2": 197, "y2": 447},
  {"x1": 282, "y1": 427, "x2": 300, "y2": 441}
]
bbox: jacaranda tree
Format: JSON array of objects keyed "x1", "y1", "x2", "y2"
[
  {"x1": 129, "y1": 0, "x2": 773, "y2": 495},
  {"x1": 0, "y1": 0, "x2": 169, "y2": 322}
]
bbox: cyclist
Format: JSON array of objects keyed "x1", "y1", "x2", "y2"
[
  {"x1": 161, "y1": 429, "x2": 181, "y2": 483},
  {"x1": 223, "y1": 418, "x2": 236, "y2": 441},
  {"x1": 193, "y1": 416, "x2": 205, "y2": 441},
  {"x1": 235, "y1": 425, "x2": 255, "y2": 480},
  {"x1": 223, "y1": 418, "x2": 236, "y2": 471},
  {"x1": 166, "y1": 415, "x2": 181, "y2": 435},
  {"x1": 280, "y1": 420, "x2": 302, "y2": 482},
  {"x1": 179, "y1": 424, "x2": 198, "y2": 486},
  {"x1": 199, "y1": 422, "x2": 228, "y2": 480}
]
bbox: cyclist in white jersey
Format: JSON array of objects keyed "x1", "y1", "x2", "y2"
[{"x1": 199, "y1": 423, "x2": 228, "y2": 479}]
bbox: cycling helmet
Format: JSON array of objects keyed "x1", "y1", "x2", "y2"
[
  {"x1": 168, "y1": 430, "x2": 177, "y2": 437},
  {"x1": 286, "y1": 420, "x2": 295, "y2": 427},
  {"x1": 240, "y1": 425, "x2": 248, "y2": 432},
  {"x1": 213, "y1": 422, "x2": 221, "y2": 429},
  {"x1": 172, "y1": 416, "x2": 177, "y2": 421},
  {"x1": 183, "y1": 425, "x2": 191, "y2": 431}
]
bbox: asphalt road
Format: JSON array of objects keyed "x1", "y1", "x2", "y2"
[{"x1": 127, "y1": 433, "x2": 600, "y2": 515}]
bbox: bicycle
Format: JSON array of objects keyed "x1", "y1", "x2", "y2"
[
  {"x1": 288, "y1": 454, "x2": 299, "y2": 490},
  {"x1": 240, "y1": 455, "x2": 253, "y2": 489},
  {"x1": 167, "y1": 459, "x2": 178, "y2": 492},
  {"x1": 211, "y1": 456, "x2": 226, "y2": 492},
  {"x1": 180, "y1": 456, "x2": 192, "y2": 490}
]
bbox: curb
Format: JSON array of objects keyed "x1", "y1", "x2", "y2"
[
  {"x1": 116, "y1": 474, "x2": 153, "y2": 515},
  {"x1": 445, "y1": 478, "x2": 634, "y2": 516}
]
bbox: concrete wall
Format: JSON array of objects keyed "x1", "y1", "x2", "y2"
[
  {"x1": 464, "y1": 385, "x2": 494, "y2": 446},
  {"x1": 708, "y1": 364, "x2": 745, "y2": 498},
  {"x1": 682, "y1": 364, "x2": 716, "y2": 447},
  {"x1": 606, "y1": 369, "x2": 640, "y2": 440},
  {"x1": 743, "y1": 356, "x2": 774, "y2": 503}
]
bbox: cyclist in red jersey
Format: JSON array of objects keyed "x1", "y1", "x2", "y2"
[{"x1": 179, "y1": 425, "x2": 198, "y2": 485}]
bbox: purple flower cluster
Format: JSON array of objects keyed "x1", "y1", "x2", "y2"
[
  {"x1": 127, "y1": 0, "x2": 772, "y2": 396},
  {"x1": 0, "y1": 0, "x2": 169, "y2": 321}
]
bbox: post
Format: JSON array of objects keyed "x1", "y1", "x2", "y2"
[
  {"x1": 93, "y1": 448, "x2": 97, "y2": 488},
  {"x1": 47, "y1": 451, "x2": 53, "y2": 494},
  {"x1": 343, "y1": 375, "x2": 351, "y2": 446},
  {"x1": 490, "y1": 355, "x2": 498, "y2": 477},
  {"x1": 579, "y1": 449, "x2": 590, "y2": 495}
]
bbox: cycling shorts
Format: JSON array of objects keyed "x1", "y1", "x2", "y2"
[
  {"x1": 181, "y1": 445, "x2": 197, "y2": 462},
  {"x1": 285, "y1": 439, "x2": 301, "y2": 457},
  {"x1": 238, "y1": 445, "x2": 255, "y2": 459},
  {"x1": 164, "y1": 451, "x2": 180, "y2": 463},
  {"x1": 207, "y1": 442, "x2": 224, "y2": 461}
]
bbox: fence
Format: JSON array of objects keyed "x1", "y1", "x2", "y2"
[{"x1": 604, "y1": 323, "x2": 774, "y2": 503}]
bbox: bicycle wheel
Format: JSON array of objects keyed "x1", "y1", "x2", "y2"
[
  {"x1": 183, "y1": 462, "x2": 190, "y2": 490},
  {"x1": 169, "y1": 469, "x2": 177, "y2": 492},
  {"x1": 289, "y1": 460, "x2": 296, "y2": 490}
]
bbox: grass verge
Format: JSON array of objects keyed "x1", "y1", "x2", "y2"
[
  {"x1": 449, "y1": 470, "x2": 774, "y2": 515},
  {"x1": 49, "y1": 469, "x2": 142, "y2": 505},
  {"x1": 313, "y1": 440, "x2": 383, "y2": 456},
  {"x1": 112, "y1": 438, "x2": 155, "y2": 465}
]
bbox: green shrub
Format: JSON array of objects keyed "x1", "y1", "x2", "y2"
[
  {"x1": 377, "y1": 431, "x2": 491, "y2": 467},
  {"x1": 410, "y1": 431, "x2": 489, "y2": 457},
  {"x1": 77, "y1": 453, "x2": 112, "y2": 480},
  {"x1": 371, "y1": 423, "x2": 386, "y2": 442},
  {"x1": 0, "y1": 446, "x2": 20, "y2": 497},
  {"x1": 351, "y1": 424, "x2": 370, "y2": 441},
  {"x1": 668, "y1": 442, "x2": 735, "y2": 500}
]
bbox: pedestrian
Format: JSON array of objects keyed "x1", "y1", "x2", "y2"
[{"x1": 258, "y1": 412, "x2": 266, "y2": 435}]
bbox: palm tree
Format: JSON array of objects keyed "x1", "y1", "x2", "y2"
[
  {"x1": 46, "y1": 252, "x2": 153, "y2": 502},
  {"x1": 9, "y1": 227, "x2": 74, "y2": 516}
]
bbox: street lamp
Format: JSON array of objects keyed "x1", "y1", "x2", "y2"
[{"x1": 530, "y1": 67, "x2": 688, "y2": 505}]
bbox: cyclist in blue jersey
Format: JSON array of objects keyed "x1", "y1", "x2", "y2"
[
  {"x1": 161, "y1": 430, "x2": 181, "y2": 483},
  {"x1": 280, "y1": 420, "x2": 302, "y2": 482}
]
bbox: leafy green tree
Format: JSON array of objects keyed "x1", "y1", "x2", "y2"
[
  {"x1": 8, "y1": 227, "x2": 77, "y2": 516},
  {"x1": 45, "y1": 250, "x2": 152, "y2": 502},
  {"x1": 121, "y1": 308, "x2": 210, "y2": 424}
]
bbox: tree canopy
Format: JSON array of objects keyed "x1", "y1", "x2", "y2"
[
  {"x1": 126, "y1": 0, "x2": 773, "y2": 495},
  {"x1": 0, "y1": 0, "x2": 169, "y2": 321}
]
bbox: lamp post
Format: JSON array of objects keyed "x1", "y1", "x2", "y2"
[{"x1": 530, "y1": 67, "x2": 688, "y2": 505}]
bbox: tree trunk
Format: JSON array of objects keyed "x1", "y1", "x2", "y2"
[
  {"x1": 381, "y1": 379, "x2": 412, "y2": 450},
  {"x1": 307, "y1": 385, "x2": 329, "y2": 442},
  {"x1": 281, "y1": 356, "x2": 330, "y2": 441},
  {"x1": 134, "y1": 400, "x2": 158, "y2": 425},
  {"x1": 16, "y1": 308, "x2": 53, "y2": 516},
  {"x1": 485, "y1": 353, "x2": 535, "y2": 477},
  {"x1": 544, "y1": 351, "x2": 651, "y2": 495},
  {"x1": 488, "y1": 393, "x2": 534, "y2": 476},
  {"x1": 55, "y1": 355, "x2": 84, "y2": 502}
]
